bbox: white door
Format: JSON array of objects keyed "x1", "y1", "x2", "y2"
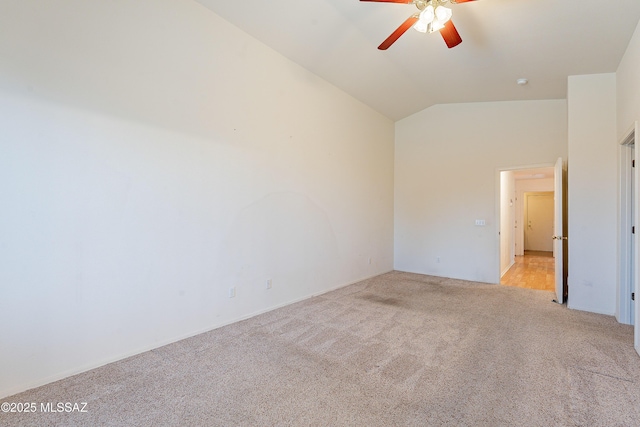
[
  {"x1": 553, "y1": 158, "x2": 565, "y2": 304},
  {"x1": 634, "y1": 148, "x2": 640, "y2": 356},
  {"x1": 632, "y1": 146, "x2": 636, "y2": 328},
  {"x1": 525, "y1": 193, "x2": 554, "y2": 252}
]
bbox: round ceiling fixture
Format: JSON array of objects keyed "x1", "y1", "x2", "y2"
[{"x1": 517, "y1": 78, "x2": 529, "y2": 86}]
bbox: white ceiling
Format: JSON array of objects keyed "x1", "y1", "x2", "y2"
[{"x1": 195, "y1": 0, "x2": 640, "y2": 121}]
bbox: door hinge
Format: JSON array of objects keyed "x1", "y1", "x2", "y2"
[
  {"x1": 633, "y1": 226, "x2": 635, "y2": 234},
  {"x1": 632, "y1": 292, "x2": 635, "y2": 301},
  {"x1": 633, "y1": 160, "x2": 636, "y2": 167}
]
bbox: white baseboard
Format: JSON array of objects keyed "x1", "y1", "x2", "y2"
[{"x1": 501, "y1": 260, "x2": 515, "y2": 278}]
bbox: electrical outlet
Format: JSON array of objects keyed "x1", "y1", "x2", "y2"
[
  {"x1": 266, "y1": 279, "x2": 272, "y2": 289},
  {"x1": 229, "y1": 287, "x2": 235, "y2": 298},
  {"x1": 368, "y1": 257, "x2": 372, "y2": 265}
]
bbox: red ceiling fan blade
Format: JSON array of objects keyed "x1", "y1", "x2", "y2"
[
  {"x1": 440, "y1": 20, "x2": 462, "y2": 48},
  {"x1": 378, "y1": 16, "x2": 419, "y2": 50},
  {"x1": 360, "y1": 0, "x2": 413, "y2": 3}
]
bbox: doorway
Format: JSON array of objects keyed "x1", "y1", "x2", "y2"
[
  {"x1": 501, "y1": 251, "x2": 554, "y2": 291},
  {"x1": 619, "y1": 125, "x2": 637, "y2": 327},
  {"x1": 524, "y1": 192, "x2": 554, "y2": 253},
  {"x1": 498, "y1": 166, "x2": 556, "y2": 293}
]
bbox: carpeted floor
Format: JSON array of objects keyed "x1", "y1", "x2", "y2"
[{"x1": 1, "y1": 271, "x2": 638, "y2": 426}]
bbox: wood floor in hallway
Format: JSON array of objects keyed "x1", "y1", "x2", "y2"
[{"x1": 501, "y1": 251, "x2": 555, "y2": 292}]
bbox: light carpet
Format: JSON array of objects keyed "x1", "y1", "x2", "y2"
[{"x1": 1, "y1": 271, "x2": 638, "y2": 426}]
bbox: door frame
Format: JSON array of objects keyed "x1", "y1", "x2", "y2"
[
  {"x1": 495, "y1": 162, "x2": 555, "y2": 285},
  {"x1": 553, "y1": 157, "x2": 568, "y2": 304},
  {"x1": 618, "y1": 122, "x2": 638, "y2": 326}
]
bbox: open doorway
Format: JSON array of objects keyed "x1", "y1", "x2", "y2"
[
  {"x1": 524, "y1": 192, "x2": 554, "y2": 254},
  {"x1": 499, "y1": 167, "x2": 556, "y2": 292},
  {"x1": 618, "y1": 124, "x2": 637, "y2": 328},
  {"x1": 618, "y1": 122, "x2": 638, "y2": 356}
]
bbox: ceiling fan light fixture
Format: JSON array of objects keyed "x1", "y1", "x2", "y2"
[
  {"x1": 428, "y1": 20, "x2": 445, "y2": 33},
  {"x1": 435, "y1": 6, "x2": 452, "y2": 23},
  {"x1": 417, "y1": 4, "x2": 452, "y2": 34},
  {"x1": 364, "y1": 0, "x2": 471, "y2": 50},
  {"x1": 420, "y1": 5, "x2": 435, "y2": 24},
  {"x1": 414, "y1": 19, "x2": 428, "y2": 33}
]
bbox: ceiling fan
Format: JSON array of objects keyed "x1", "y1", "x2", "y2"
[{"x1": 361, "y1": 0, "x2": 476, "y2": 50}]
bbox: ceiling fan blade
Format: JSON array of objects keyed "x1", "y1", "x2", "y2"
[
  {"x1": 440, "y1": 20, "x2": 462, "y2": 48},
  {"x1": 450, "y1": 0, "x2": 476, "y2": 3},
  {"x1": 378, "y1": 15, "x2": 419, "y2": 50},
  {"x1": 360, "y1": 0, "x2": 413, "y2": 3}
]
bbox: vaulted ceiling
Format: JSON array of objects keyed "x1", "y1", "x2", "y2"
[{"x1": 195, "y1": 0, "x2": 640, "y2": 121}]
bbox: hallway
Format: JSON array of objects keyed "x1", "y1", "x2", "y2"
[{"x1": 501, "y1": 251, "x2": 555, "y2": 292}]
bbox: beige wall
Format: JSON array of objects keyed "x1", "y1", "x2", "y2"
[
  {"x1": 0, "y1": 0, "x2": 395, "y2": 397},
  {"x1": 617, "y1": 20, "x2": 640, "y2": 139},
  {"x1": 394, "y1": 100, "x2": 568, "y2": 283},
  {"x1": 567, "y1": 73, "x2": 618, "y2": 315}
]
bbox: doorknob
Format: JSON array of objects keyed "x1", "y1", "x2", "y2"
[{"x1": 552, "y1": 236, "x2": 568, "y2": 240}]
